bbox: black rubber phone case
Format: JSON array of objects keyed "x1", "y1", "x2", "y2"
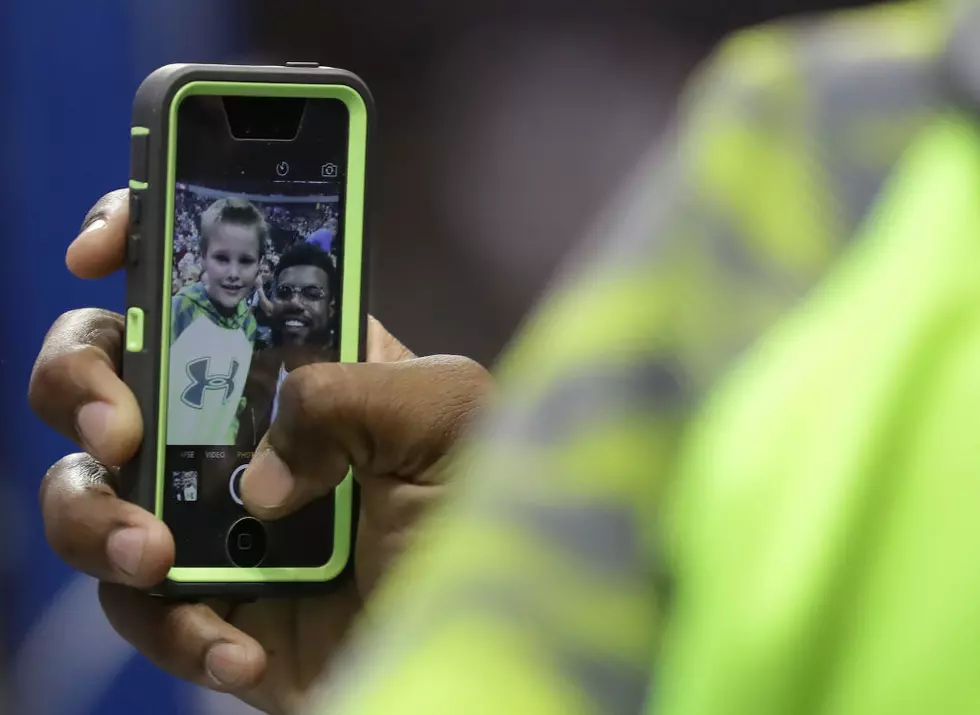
[{"x1": 121, "y1": 63, "x2": 372, "y2": 600}]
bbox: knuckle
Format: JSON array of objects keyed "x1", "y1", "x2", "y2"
[
  {"x1": 63, "y1": 309, "x2": 125, "y2": 359},
  {"x1": 40, "y1": 453, "x2": 114, "y2": 519},
  {"x1": 425, "y1": 355, "x2": 494, "y2": 401},
  {"x1": 279, "y1": 363, "x2": 346, "y2": 424},
  {"x1": 39, "y1": 308, "x2": 123, "y2": 363},
  {"x1": 30, "y1": 310, "x2": 123, "y2": 391},
  {"x1": 29, "y1": 345, "x2": 98, "y2": 418},
  {"x1": 40, "y1": 455, "x2": 94, "y2": 555},
  {"x1": 270, "y1": 364, "x2": 358, "y2": 471},
  {"x1": 432, "y1": 356, "x2": 495, "y2": 433},
  {"x1": 40, "y1": 453, "x2": 84, "y2": 497},
  {"x1": 447, "y1": 355, "x2": 493, "y2": 387}
]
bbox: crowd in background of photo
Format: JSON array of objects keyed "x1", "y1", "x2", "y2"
[{"x1": 172, "y1": 184, "x2": 340, "y2": 294}]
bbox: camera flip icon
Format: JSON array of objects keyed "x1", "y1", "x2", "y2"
[{"x1": 321, "y1": 162, "x2": 338, "y2": 178}]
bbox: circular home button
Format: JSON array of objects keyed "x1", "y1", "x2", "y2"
[{"x1": 226, "y1": 517, "x2": 267, "y2": 568}]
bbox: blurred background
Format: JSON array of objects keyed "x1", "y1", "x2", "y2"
[{"x1": 0, "y1": 0, "x2": 870, "y2": 713}]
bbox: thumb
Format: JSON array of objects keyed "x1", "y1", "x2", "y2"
[{"x1": 239, "y1": 355, "x2": 492, "y2": 521}]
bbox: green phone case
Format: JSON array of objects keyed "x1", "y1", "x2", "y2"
[{"x1": 121, "y1": 64, "x2": 373, "y2": 599}]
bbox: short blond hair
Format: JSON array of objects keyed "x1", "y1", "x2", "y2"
[{"x1": 199, "y1": 197, "x2": 269, "y2": 256}]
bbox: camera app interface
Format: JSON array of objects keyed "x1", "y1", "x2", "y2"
[{"x1": 163, "y1": 94, "x2": 352, "y2": 568}]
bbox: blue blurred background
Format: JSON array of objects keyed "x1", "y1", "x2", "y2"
[
  {"x1": 0, "y1": 2, "x2": 254, "y2": 713},
  {"x1": 0, "y1": 0, "x2": 867, "y2": 712}
]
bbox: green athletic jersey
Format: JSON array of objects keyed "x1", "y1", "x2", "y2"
[
  {"x1": 661, "y1": 110, "x2": 980, "y2": 715},
  {"x1": 305, "y1": 2, "x2": 976, "y2": 714},
  {"x1": 167, "y1": 283, "x2": 257, "y2": 446}
]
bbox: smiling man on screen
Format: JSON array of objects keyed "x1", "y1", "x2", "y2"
[{"x1": 239, "y1": 241, "x2": 338, "y2": 448}]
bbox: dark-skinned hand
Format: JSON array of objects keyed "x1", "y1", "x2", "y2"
[{"x1": 29, "y1": 189, "x2": 494, "y2": 714}]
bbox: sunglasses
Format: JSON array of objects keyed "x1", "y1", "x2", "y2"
[{"x1": 275, "y1": 284, "x2": 327, "y2": 302}]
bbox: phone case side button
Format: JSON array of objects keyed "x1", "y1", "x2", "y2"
[
  {"x1": 125, "y1": 307, "x2": 145, "y2": 353},
  {"x1": 127, "y1": 234, "x2": 141, "y2": 267},
  {"x1": 128, "y1": 193, "x2": 142, "y2": 267},
  {"x1": 130, "y1": 127, "x2": 150, "y2": 185}
]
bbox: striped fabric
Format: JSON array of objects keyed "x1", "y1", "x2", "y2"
[
  {"x1": 304, "y1": 2, "x2": 957, "y2": 715},
  {"x1": 171, "y1": 282, "x2": 258, "y2": 345}
]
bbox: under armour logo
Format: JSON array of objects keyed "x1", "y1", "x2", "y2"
[{"x1": 181, "y1": 357, "x2": 239, "y2": 409}]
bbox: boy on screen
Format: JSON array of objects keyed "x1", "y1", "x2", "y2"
[{"x1": 167, "y1": 197, "x2": 266, "y2": 446}]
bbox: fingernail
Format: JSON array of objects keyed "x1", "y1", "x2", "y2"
[
  {"x1": 241, "y1": 449, "x2": 294, "y2": 509},
  {"x1": 80, "y1": 218, "x2": 107, "y2": 234},
  {"x1": 205, "y1": 643, "x2": 250, "y2": 688},
  {"x1": 76, "y1": 401, "x2": 115, "y2": 457},
  {"x1": 107, "y1": 528, "x2": 146, "y2": 577}
]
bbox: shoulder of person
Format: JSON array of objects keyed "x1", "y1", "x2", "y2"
[
  {"x1": 692, "y1": 2, "x2": 942, "y2": 106},
  {"x1": 675, "y1": 1, "x2": 942, "y2": 252}
]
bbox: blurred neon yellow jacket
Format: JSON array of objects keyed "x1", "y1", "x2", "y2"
[{"x1": 307, "y1": 2, "x2": 980, "y2": 715}]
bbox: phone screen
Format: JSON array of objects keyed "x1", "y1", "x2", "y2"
[{"x1": 162, "y1": 94, "x2": 353, "y2": 569}]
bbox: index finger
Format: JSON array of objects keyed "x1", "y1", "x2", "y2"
[
  {"x1": 67, "y1": 189, "x2": 129, "y2": 279},
  {"x1": 240, "y1": 356, "x2": 493, "y2": 520},
  {"x1": 29, "y1": 308, "x2": 142, "y2": 467}
]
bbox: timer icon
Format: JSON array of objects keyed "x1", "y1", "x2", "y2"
[{"x1": 275, "y1": 161, "x2": 289, "y2": 177}]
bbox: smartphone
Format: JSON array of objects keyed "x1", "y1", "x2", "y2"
[{"x1": 121, "y1": 63, "x2": 371, "y2": 598}]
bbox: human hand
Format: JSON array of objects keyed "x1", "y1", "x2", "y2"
[{"x1": 30, "y1": 189, "x2": 493, "y2": 714}]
